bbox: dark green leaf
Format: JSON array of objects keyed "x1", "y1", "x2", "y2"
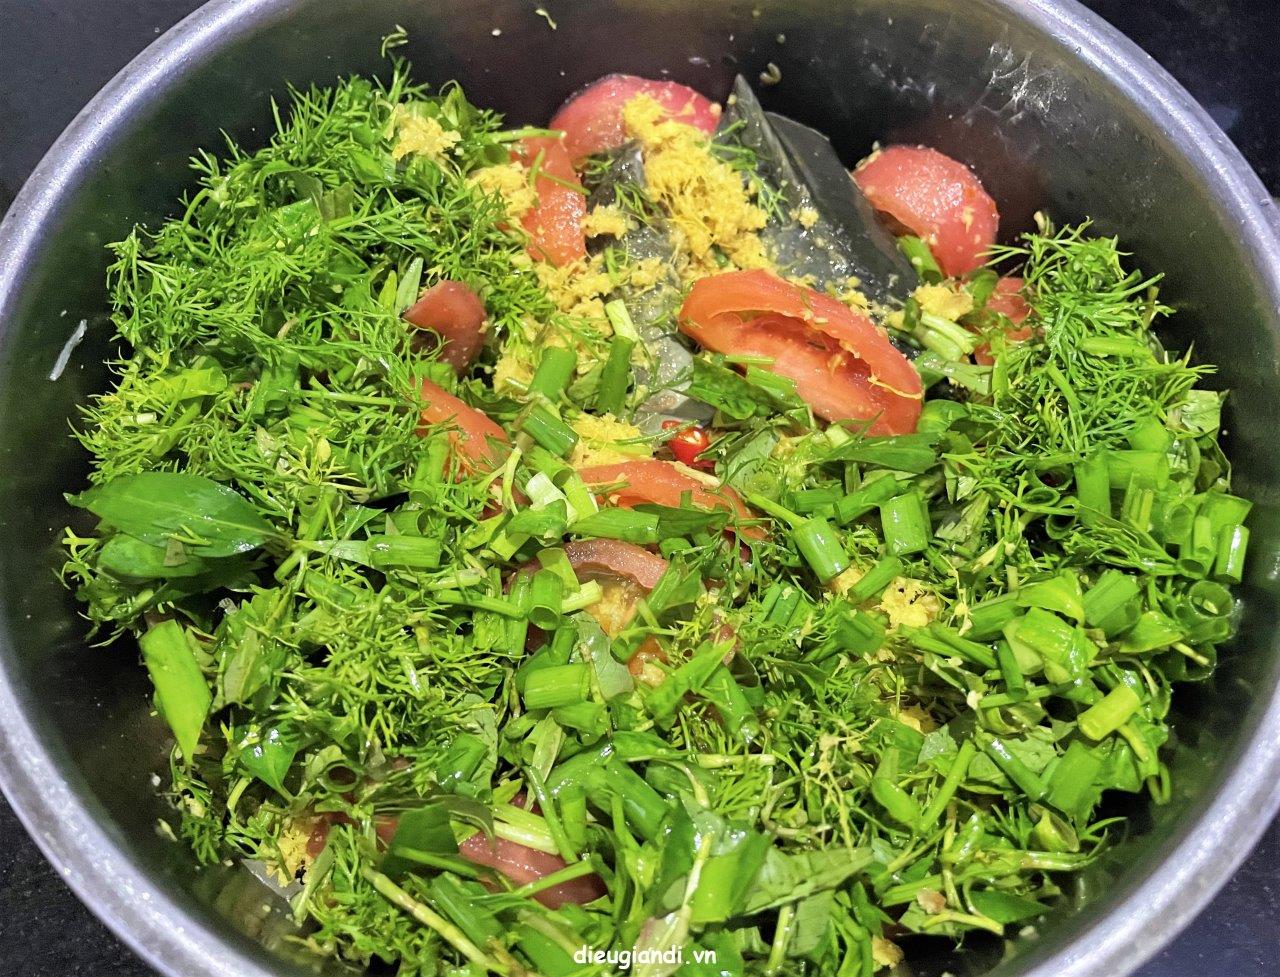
[{"x1": 70, "y1": 472, "x2": 278, "y2": 557}]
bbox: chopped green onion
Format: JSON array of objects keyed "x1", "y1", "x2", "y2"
[
  {"x1": 1082, "y1": 570, "x2": 1142, "y2": 637},
  {"x1": 1214, "y1": 524, "x2": 1249, "y2": 584},
  {"x1": 503, "y1": 571, "x2": 533, "y2": 655},
  {"x1": 1073, "y1": 453, "x2": 1111, "y2": 525},
  {"x1": 794, "y1": 517, "x2": 850, "y2": 582},
  {"x1": 1198, "y1": 492, "x2": 1252, "y2": 538},
  {"x1": 527, "y1": 347, "x2": 578, "y2": 402},
  {"x1": 1176, "y1": 514, "x2": 1215, "y2": 577},
  {"x1": 919, "y1": 739, "x2": 976, "y2": 827},
  {"x1": 996, "y1": 641, "x2": 1026, "y2": 701},
  {"x1": 604, "y1": 298, "x2": 640, "y2": 341},
  {"x1": 847, "y1": 555, "x2": 903, "y2": 603},
  {"x1": 523, "y1": 663, "x2": 591, "y2": 711},
  {"x1": 366, "y1": 534, "x2": 443, "y2": 570},
  {"x1": 1106, "y1": 449, "x2": 1168, "y2": 490},
  {"x1": 594, "y1": 336, "x2": 635, "y2": 415},
  {"x1": 1077, "y1": 685, "x2": 1141, "y2": 740},
  {"x1": 521, "y1": 406, "x2": 579, "y2": 457},
  {"x1": 835, "y1": 476, "x2": 903, "y2": 524},
  {"x1": 967, "y1": 593, "x2": 1020, "y2": 640},
  {"x1": 897, "y1": 235, "x2": 943, "y2": 282},
  {"x1": 879, "y1": 491, "x2": 930, "y2": 556},
  {"x1": 1045, "y1": 740, "x2": 1103, "y2": 817},
  {"x1": 527, "y1": 569, "x2": 565, "y2": 631},
  {"x1": 979, "y1": 735, "x2": 1048, "y2": 801},
  {"x1": 1126, "y1": 415, "x2": 1172, "y2": 452}
]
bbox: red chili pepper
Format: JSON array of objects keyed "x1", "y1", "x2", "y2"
[{"x1": 662, "y1": 420, "x2": 713, "y2": 469}]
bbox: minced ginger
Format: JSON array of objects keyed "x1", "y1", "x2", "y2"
[
  {"x1": 390, "y1": 106, "x2": 461, "y2": 163},
  {"x1": 622, "y1": 94, "x2": 772, "y2": 279}
]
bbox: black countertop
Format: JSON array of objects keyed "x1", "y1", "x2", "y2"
[{"x1": 0, "y1": 1, "x2": 1277, "y2": 975}]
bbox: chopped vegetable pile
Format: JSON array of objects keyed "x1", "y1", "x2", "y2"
[{"x1": 60, "y1": 43, "x2": 1249, "y2": 977}]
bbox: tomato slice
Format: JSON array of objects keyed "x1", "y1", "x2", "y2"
[
  {"x1": 550, "y1": 73, "x2": 720, "y2": 162},
  {"x1": 405, "y1": 280, "x2": 487, "y2": 374},
  {"x1": 853, "y1": 145, "x2": 999, "y2": 278},
  {"x1": 974, "y1": 276, "x2": 1033, "y2": 366},
  {"x1": 511, "y1": 135, "x2": 586, "y2": 266},
  {"x1": 563, "y1": 538, "x2": 669, "y2": 591},
  {"x1": 458, "y1": 831, "x2": 605, "y2": 909},
  {"x1": 678, "y1": 270, "x2": 922, "y2": 435},
  {"x1": 417, "y1": 376, "x2": 508, "y2": 468},
  {"x1": 578, "y1": 460, "x2": 760, "y2": 535}
]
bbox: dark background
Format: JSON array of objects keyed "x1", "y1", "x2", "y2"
[{"x1": 0, "y1": 0, "x2": 1277, "y2": 975}]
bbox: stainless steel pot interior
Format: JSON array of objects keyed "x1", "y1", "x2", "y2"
[{"x1": 1, "y1": 1, "x2": 1279, "y2": 976}]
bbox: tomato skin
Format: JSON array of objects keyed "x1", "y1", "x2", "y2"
[
  {"x1": 661, "y1": 420, "x2": 713, "y2": 469},
  {"x1": 458, "y1": 832, "x2": 606, "y2": 909},
  {"x1": 678, "y1": 270, "x2": 922, "y2": 435},
  {"x1": 512, "y1": 135, "x2": 587, "y2": 266},
  {"x1": 562, "y1": 538, "x2": 669, "y2": 591},
  {"x1": 550, "y1": 73, "x2": 720, "y2": 162},
  {"x1": 404, "y1": 280, "x2": 487, "y2": 373},
  {"x1": 578, "y1": 460, "x2": 760, "y2": 536},
  {"x1": 417, "y1": 376, "x2": 508, "y2": 468},
  {"x1": 973, "y1": 276, "x2": 1033, "y2": 366},
  {"x1": 853, "y1": 145, "x2": 999, "y2": 278}
]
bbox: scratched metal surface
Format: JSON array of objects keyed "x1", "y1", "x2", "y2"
[{"x1": 0, "y1": 1, "x2": 1276, "y2": 975}]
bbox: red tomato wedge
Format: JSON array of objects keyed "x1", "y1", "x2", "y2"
[
  {"x1": 550, "y1": 73, "x2": 720, "y2": 162},
  {"x1": 417, "y1": 376, "x2": 508, "y2": 468},
  {"x1": 853, "y1": 145, "x2": 999, "y2": 278},
  {"x1": 511, "y1": 135, "x2": 587, "y2": 266},
  {"x1": 986, "y1": 275, "x2": 1031, "y2": 327},
  {"x1": 578, "y1": 460, "x2": 761, "y2": 536},
  {"x1": 458, "y1": 831, "x2": 606, "y2": 909},
  {"x1": 405, "y1": 280, "x2": 487, "y2": 374},
  {"x1": 678, "y1": 270, "x2": 922, "y2": 435},
  {"x1": 563, "y1": 538, "x2": 669, "y2": 591},
  {"x1": 974, "y1": 276, "x2": 1033, "y2": 366}
]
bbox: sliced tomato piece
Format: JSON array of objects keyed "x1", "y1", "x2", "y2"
[
  {"x1": 550, "y1": 73, "x2": 720, "y2": 162},
  {"x1": 405, "y1": 280, "x2": 487, "y2": 374},
  {"x1": 578, "y1": 460, "x2": 761, "y2": 536},
  {"x1": 417, "y1": 376, "x2": 508, "y2": 468},
  {"x1": 974, "y1": 276, "x2": 1033, "y2": 366},
  {"x1": 458, "y1": 831, "x2": 606, "y2": 909},
  {"x1": 986, "y1": 275, "x2": 1030, "y2": 326},
  {"x1": 511, "y1": 135, "x2": 587, "y2": 266},
  {"x1": 678, "y1": 269, "x2": 922, "y2": 435},
  {"x1": 853, "y1": 145, "x2": 999, "y2": 278},
  {"x1": 563, "y1": 538, "x2": 669, "y2": 591}
]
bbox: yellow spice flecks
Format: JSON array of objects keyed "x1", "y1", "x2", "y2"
[
  {"x1": 622, "y1": 94, "x2": 771, "y2": 279},
  {"x1": 467, "y1": 162, "x2": 538, "y2": 219},
  {"x1": 839, "y1": 276, "x2": 873, "y2": 312},
  {"x1": 270, "y1": 816, "x2": 317, "y2": 885},
  {"x1": 535, "y1": 254, "x2": 615, "y2": 325},
  {"x1": 586, "y1": 579, "x2": 643, "y2": 637},
  {"x1": 390, "y1": 106, "x2": 461, "y2": 163},
  {"x1": 872, "y1": 936, "x2": 904, "y2": 969},
  {"x1": 828, "y1": 564, "x2": 866, "y2": 597},
  {"x1": 894, "y1": 703, "x2": 938, "y2": 733},
  {"x1": 913, "y1": 282, "x2": 974, "y2": 321},
  {"x1": 627, "y1": 256, "x2": 667, "y2": 291},
  {"x1": 569, "y1": 413, "x2": 653, "y2": 468},
  {"x1": 493, "y1": 344, "x2": 536, "y2": 396},
  {"x1": 583, "y1": 204, "x2": 632, "y2": 239},
  {"x1": 794, "y1": 206, "x2": 819, "y2": 229},
  {"x1": 878, "y1": 577, "x2": 942, "y2": 630}
]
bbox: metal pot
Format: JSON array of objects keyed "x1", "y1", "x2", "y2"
[{"x1": 1, "y1": 1, "x2": 1278, "y2": 975}]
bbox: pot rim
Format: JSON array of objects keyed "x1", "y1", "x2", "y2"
[{"x1": 1, "y1": 2, "x2": 1279, "y2": 976}]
